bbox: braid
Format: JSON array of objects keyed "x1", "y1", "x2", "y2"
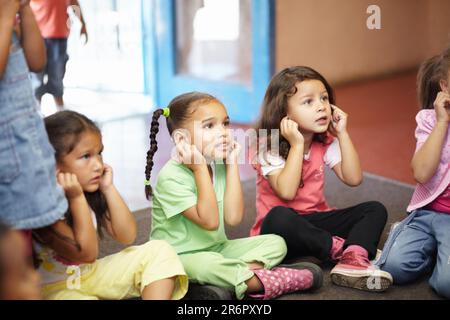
[{"x1": 145, "y1": 109, "x2": 164, "y2": 199}]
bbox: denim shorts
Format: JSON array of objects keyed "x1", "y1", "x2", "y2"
[
  {"x1": 0, "y1": 33, "x2": 67, "y2": 229},
  {"x1": 32, "y1": 38, "x2": 69, "y2": 100}
]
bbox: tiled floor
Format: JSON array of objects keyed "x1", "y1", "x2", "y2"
[{"x1": 45, "y1": 70, "x2": 419, "y2": 211}]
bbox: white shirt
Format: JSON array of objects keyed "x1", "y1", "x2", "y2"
[
  {"x1": 34, "y1": 211, "x2": 97, "y2": 285},
  {"x1": 259, "y1": 138, "x2": 342, "y2": 177}
]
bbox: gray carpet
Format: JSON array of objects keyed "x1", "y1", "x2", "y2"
[{"x1": 99, "y1": 169, "x2": 442, "y2": 300}]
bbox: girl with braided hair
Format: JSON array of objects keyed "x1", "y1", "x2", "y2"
[{"x1": 146, "y1": 92, "x2": 323, "y2": 300}]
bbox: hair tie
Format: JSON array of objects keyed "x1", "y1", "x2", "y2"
[
  {"x1": 144, "y1": 179, "x2": 151, "y2": 186},
  {"x1": 162, "y1": 107, "x2": 170, "y2": 118}
]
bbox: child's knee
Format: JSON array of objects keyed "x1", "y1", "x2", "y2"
[
  {"x1": 367, "y1": 201, "x2": 388, "y2": 223},
  {"x1": 261, "y1": 206, "x2": 295, "y2": 234},
  {"x1": 382, "y1": 254, "x2": 421, "y2": 284},
  {"x1": 266, "y1": 234, "x2": 287, "y2": 257},
  {"x1": 145, "y1": 239, "x2": 174, "y2": 251},
  {"x1": 142, "y1": 240, "x2": 178, "y2": 259},
  {"x1": 264, "y1": 207, "x2": 286, "y2": 225}
]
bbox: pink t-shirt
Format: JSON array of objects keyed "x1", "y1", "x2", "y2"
[
  {"x1": 407, "y1": 110, "x2": 450, "y2": 212},
  {"x1": 250, "y1": 136, "x2": 339, "y2": 236},
  {"x1": 426, "y1": 184, "x2": 450, "y2": 214},
  {"x1": 30, "y1": 0, "x2": 70, "y2": 39}
]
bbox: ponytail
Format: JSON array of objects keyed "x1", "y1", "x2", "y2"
[{"x1": 145, "y1": 109, "x2": 164, "y2": 199}]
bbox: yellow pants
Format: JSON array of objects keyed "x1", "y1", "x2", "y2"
[{"x1": 43, "y1": 240, "x2": 188, "y2": 300}]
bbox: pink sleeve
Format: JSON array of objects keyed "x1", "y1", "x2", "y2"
[{"x1": 414, "y1": 110, "x2": 435, "y2": 153}]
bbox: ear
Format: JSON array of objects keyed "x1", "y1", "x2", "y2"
[
  {"x1": 440, "y1": 79, "x2": 449, "y2": 93},
  {"x1": 172, "y1": 132, "x2": 182, "y2": 144},
  {"x1": 172, "y1": 129, "x2": 185, "y2": 145}
]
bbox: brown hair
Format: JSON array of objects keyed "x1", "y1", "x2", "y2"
[
  {"x1": 255, "y1": 66, "x2": 335, "y2": 160},
  {"x1": 417, "y1": 45, "x2": 450, "y2": 109},
  {"x1": 43, "y1": 111, "x2": 108, "y2": 240},
  {"x1": 145, "y1": 92, "x2": 218, "y2": 199}
]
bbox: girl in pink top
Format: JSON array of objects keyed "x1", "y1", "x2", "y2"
[
  {"x1": 379, "y1": 46, "x2": 450, "y2": 299},
  {"x1": 252, "y1": 66, "x2": 392, "y2": 292}
]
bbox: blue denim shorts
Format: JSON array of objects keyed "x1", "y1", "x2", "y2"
[{"x1": 0, "y1": 34, "x2": 67, "y2": 229}]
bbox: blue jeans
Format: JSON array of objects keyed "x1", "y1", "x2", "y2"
[
  {"x1": 377, "y1": 209, "x2": 450, "y2": 298},
  {"x1": 0, "y1": 33, "x2": 67, "y2": 229},
  {"x1": 32, "y1": 38, "x2": 68, "y2": 100}
]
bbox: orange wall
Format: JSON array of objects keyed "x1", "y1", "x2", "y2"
[
  {"x1": 427, "y1": 0, "x2": 450, "y2": 55},
  {"x1": 276, "y1": 0, "x2": 450, "y2": 84}
]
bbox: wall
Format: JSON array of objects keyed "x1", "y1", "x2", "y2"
[
  {"x1": 427, "y1": 0, "x2": 450, "y2": 56},
  {"x1": 276, "y1": 0, "x2": 450, "y2": 84}
]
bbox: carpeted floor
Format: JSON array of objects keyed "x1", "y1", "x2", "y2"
[{"x1": 99, "y1": 171, "x2": 442, "y2": 300}]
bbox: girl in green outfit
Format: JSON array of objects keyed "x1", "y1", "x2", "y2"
[{"x1": 145, "y1": 92, "x2": 323, "y2": 300}]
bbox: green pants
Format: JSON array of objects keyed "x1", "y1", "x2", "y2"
[{"x1": 179, "y1": 234, "x2": 287, "y2": 299}]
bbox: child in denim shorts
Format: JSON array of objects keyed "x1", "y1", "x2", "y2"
[{"x1": 0, "y1": 0, "x2": 67, "y2": 238}]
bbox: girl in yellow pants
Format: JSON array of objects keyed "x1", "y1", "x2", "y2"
[
  {"x1": 42, "y1": 240, "x2": 187, "y2": 300},
  {"x1": 34, "y1": 111, "x2": 187, "y2": 300}
]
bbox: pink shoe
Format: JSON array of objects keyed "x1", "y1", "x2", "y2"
[
  {"x1": 330, "y1": 245, "x2": 392, "y2": 292},
  {"x1": 250, "y1": 262, "x2": 323, "y2": 300},
  {"x1": 330, "y1": 236, "x2": 345, "y2": 262}
]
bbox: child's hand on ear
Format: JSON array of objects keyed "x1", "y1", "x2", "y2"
[
  {"x1": 434, "y1": 91, "x2": 450, "y2": 123},
  {"x1": 225, "y1": 140, "x2": 242, "y2": 165},
  {"x1": 329, "y1": 105, "x2": 348, "y2": 136},
  {"x1": 176, "y1": 139, "x2": 206, "y2": 171},
  {"x1": 280, "y1": 116, "x2": 304, "y2": 146},
  {"x1": 57, "y1": 172, "x2": 83, "y2": 200},
  {"x1": 99, "y1": 164, "x2": 114, "y2": 192}
]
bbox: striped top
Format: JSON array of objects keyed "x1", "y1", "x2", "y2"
[{"x1": 407, "y1": 110, "x2": 450, "y2": 212}]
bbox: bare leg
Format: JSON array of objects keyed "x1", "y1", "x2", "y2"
[
  {"x1": 54, "y1": 96, "x2": 64, "y2": 108},
  {"x1": 245, "y1": 262, "x2": 264, "y2": 293},
  {"x1": 245, "y1": 275, "x2": 264, "y2": 293},
  {"x1": 141, "y1": 276, "x2": 176, "y2": 300}
]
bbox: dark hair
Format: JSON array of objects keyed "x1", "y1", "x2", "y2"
[
  {"x1": 417, "y1": 45, "x2": 450, "y2": 109},
  {"x1": 43, "y1": 110, "x2": 108, "y2": 239},
  {"x1": 255, "y1": 66, "x2": 335, "y2": 160},
  {"x1": 145, "y1": 92, "x2": 218, "y2": 199}
]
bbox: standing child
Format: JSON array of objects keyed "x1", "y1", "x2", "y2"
[
  {"x1": 146, "y1": 92, "x2": 323, "y2": 300},
  {"x1": 252, "y1": 66, "x2": 392, "y2": 292},
  {"x1": 0, "y1": 221, "x2": 42, "y2": 300},
  {"x1": 30, "y1": 0, "x2": 88, "y2": 108},
  {"x1": 0, "y1": 0, "x2": 67, "y2": 249},
  {"x1": 34, "y1": 110, "x2": 188, "y2": 300},
  {"x1": 378, "y1": 46, "x2": 450, "y2": 299}
]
